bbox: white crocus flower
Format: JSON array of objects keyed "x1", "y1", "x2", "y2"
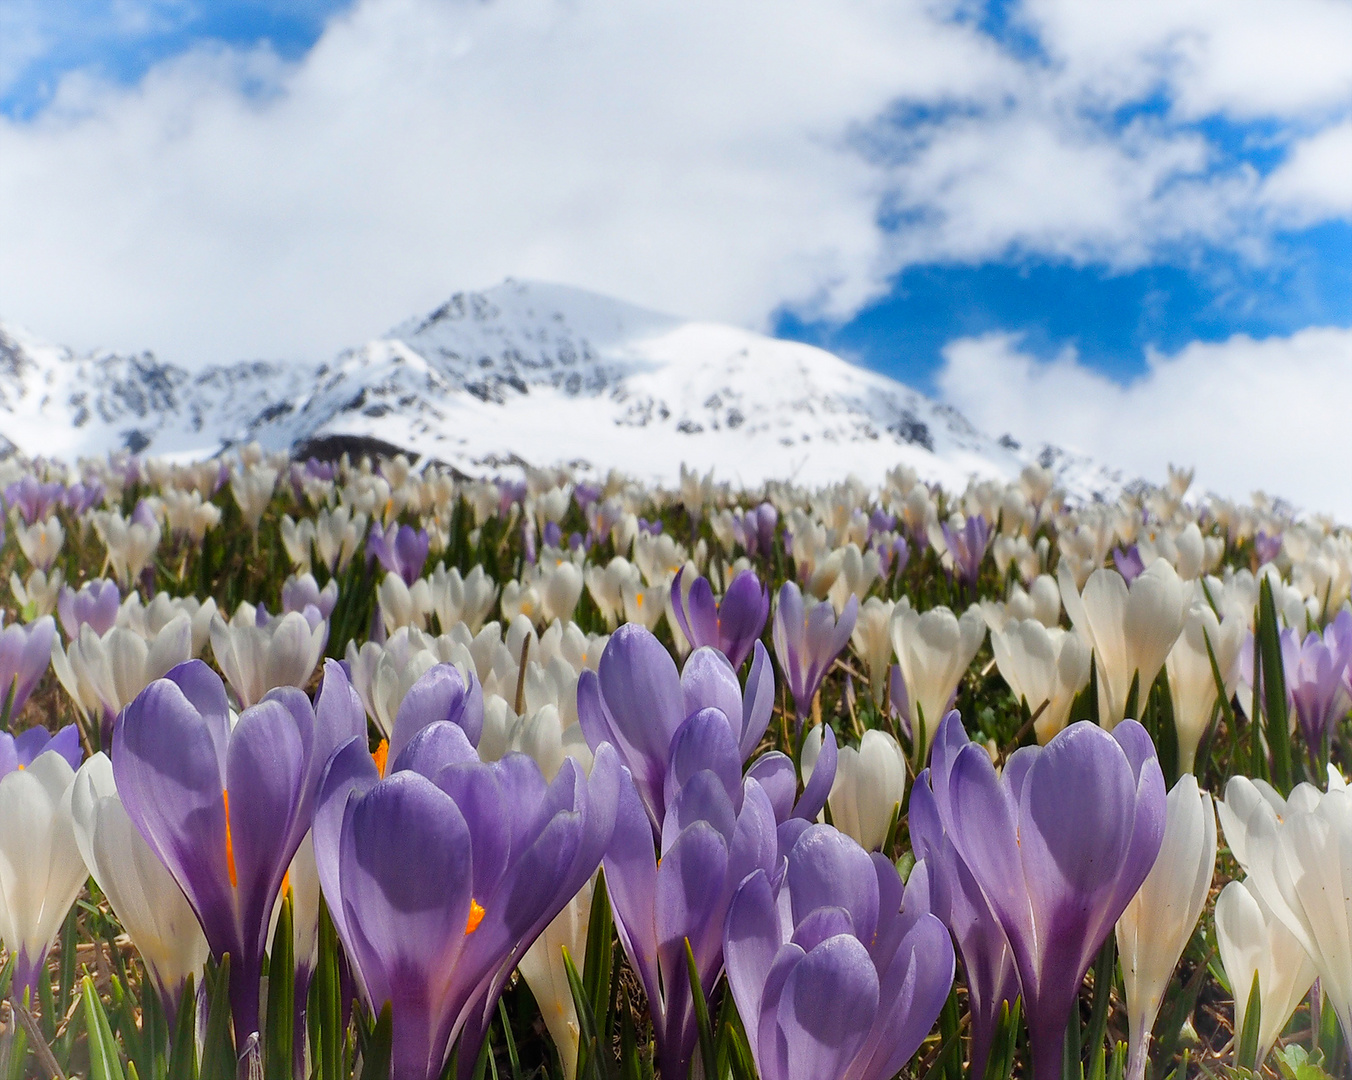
[
  {"x1": 16, "y1": 516, "x2": 64, "y2": 571},
  {"x1": 1220, "y1": 771, "x2": 1352, "y2": 1048},
  {"x1": 825, "y1": 729, "x2": 907, "y2": 852},
  {"x1": 889, "y1": 601, "x2": 986, "y2": 763},
  {"x1": 518, "y1": 880, "x2": 593, "y2": 1080},
  {"x1": 430, "y1": 563, "x2": 498, "y2": 634},
  {"x1": 585, "y1": 558, "x2": 639, "y2": 630},
  {"x1": 1059, "y1": 560, "x2": 1189, "y2": 729},
  {"x1": 1215, "y1": 877, "x2": 1317, "y2": 1070},
  {"x1": 162, "y1": 489, "x2": 221, "y2": 542},
  {"x1": 210, "y1": 607, "x2": 326, "y2": 709},
  {"x1": 1116, "y1": 775, "x2": 1216, "y2": 1080},
  {"x1": 1166, "y1": 603, "x2": 1245, "y2": 773},
  {"x1": 92, "y1": 509, "x2": 161, "y2": 587},
  {"x1": 990, "y1": 618, "x2": 1091, "y2": 744},
  {"x1": 10, "y1": 568, "x2": 63, "y2": 619},
  {"x1": 850, "y1": 597, "x2": 895, "y2": 708},
  {"x1": 621, "y1": 577, "x2": 668, "y2": 632},
  {"x1": 119, "y1": 593, "x2": 217, "y2": 658},
  {"x1": 314, "y1": 506, "x2": 367, "y2": 573},
  {"x1": 229, "y1": 461, "x2": 279, "y2": 531},
  {"x1": 377, "y1": 573, "x2": 433, "y2": 634},
  {"x1": 538, "y1": 560, "x2": 585, "y2": 626},
  {"x1": 52, "y1": 617, "x2": 193, "y2": 721},
  {"x1": 68, "y1": 753, "x2": 208, "y2": 1009},
  {"x1": 0, "y1": 751, "x2": 88, "y2": 1003},
  {"x1": 280, "y1": 515, "x2": 317, "y2": 571}
]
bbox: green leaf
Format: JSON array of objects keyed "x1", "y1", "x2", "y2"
[
  {"x1": 1236, "y1": 971, "x2": 1263, "y2": 1073},
  {"x1": 199, "y1": 955, "x2": 236, "y2": 1080},
  {"x1": 1258, "y1": 576, "x2": 1294, "y2": 792},
  {"x1": 265, "y1": 893, "x2": 296, "y2": 1080},
  {"x1": 1082, "y1": 935, "x2": 1116, "y2": 1071},
  {"x1": 1106, "y1": 1041, "x2": 1127, "y2": 1080},
  {"x1": 683, "y1": 939, "x2": 717, "y2": 1080},
  {"x1": 582, "y1": 872, "x2": 614, "y2": 1043},
  {"x1": 358, "y1": 1002, "x2": 393, "y2": 1080},
  {"x1": 83, "y1": 975, "x2": 128, "y2": 1080},
  {"x1": 166, "y1": 974, "x2": 198, "y2": 1080},
  {"x1": 561, "y1": 947, "x2": 603, "y2": 1080}
]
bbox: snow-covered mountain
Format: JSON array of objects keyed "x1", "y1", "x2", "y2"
[{"x1": 0, "y1": 280, "x2": 1121, "y2": 495}]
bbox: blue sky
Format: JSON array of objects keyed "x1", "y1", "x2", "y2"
[{"x1": 1, "y1": 0, "x2": 1350, "y2": 510}]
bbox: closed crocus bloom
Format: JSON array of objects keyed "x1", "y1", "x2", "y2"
[
  {"x1": 1115, "y1": 775, "x2": 1216, "y2": 1080},
  {"x1": 578, "y1": 623, "x2": 773, "y2": 833},
  {"x1": 723, "y1": 824, "x2": 954, "y2": 1080},
  {"x1": 377, "y1": 572, "x2": 434, "y2": 633},
  {"x1": 910, "y1": 762, "x2": 1019, "y2": 1080},
  {"x1": 671, "y1": 567, "x2": 770, "y2": 670},
  {"x1": 114, "y1": 659, "x2": 365, "y2": 1047},
  {"x1": 604, "y1": 710, "x2": 778, "y2": 1080},
  {"x1": 850, "y1": 597, "x2": 896, "y2": 708},
  {"x1": 210, "y1": 607, "x2": 327, "y2": 709},
  {"x1": 585, "y1": 558, "x2": 636, "y2": 630},
  {"x1": 772, "y1": 581, "x2": 858, "y2": 728},
  {"x1": 1224, "y1": 772, "x2": 1352, "y2": 1046},
  {"x1": 517, "y1": 880, "x2": 593, "y2": 1080},
  {"x1": 381, "y1": 663, "x2": 485, "y2": 766},
  {"x1": 229, "y1": 461, "x2": 279, "y2": 532},
  {"x1": 889, "y1": 603, "x2": 985, "y2": 764},
  {"x1": 68, "y1": 753, "x2": 208, "y2": 1014},
  {"x1": 0, "y1": 737, "x2": 87, "y2": 1004},
  {"x1": 826, "y1": 729, "x2": 908, "y2": 852},
  {"x1": 58, "y1": 579, "x2": 121, "y2": 640},
  {"x1": 0, "y1": 613, "x2": 56, "y2": 716},
  {"x1": 367, "y1": 522, "x2": 431, "y2": 586},
  {"x1": 1285, "y1": 611, "x2": 1352, "y2": 767},
  {"x1": 991, "y1": 619, "x2": 1091, "y2": 744},
  {"x1": 314, "y1": 505, "x2": 366, "y2": 574},
  {"x1": 1166, "y1": 604, "x2": 1245, "y2": 773},
  {"x1": 16, "y1": 515, "x2": 64, "y2": 571},
  {"x1": 1215, "y1": 877, "x2": 1317, "y2": 1069},
  {"x1": 1058, "y1": 559, "x2": 1189, "y2": 729},
  {"x1": 313, "y1": 727, "x2": 620, "y2": 1080},
  {"x1": 430, "y1": 563, "x2": 498, "y2": 634},
  {"x1": 924, "y1": 713, "x2": 1165, "y2": 1080}
]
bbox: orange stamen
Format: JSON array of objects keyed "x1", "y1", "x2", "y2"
[
  {"x1": 281, "y1": 870, "x2": 291, "y2": 898},
  {"x1": 223, "y1": 790, "x2": 238, "y2": 888},
  {"x1": 466, "y1": 899, "x2": 486, "y2": 935},
  {"x1": 372, "y1": 739, "x2": 389, "y2": 778}
]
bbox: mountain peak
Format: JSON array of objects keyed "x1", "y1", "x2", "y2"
[{"x1": 0, "y1": 281, "x2": 1122, "y2": 496}]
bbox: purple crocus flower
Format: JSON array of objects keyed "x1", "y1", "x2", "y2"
[
  {"x1": 940, "y1": 515, "x2": 991, "y2": 594},
  {"x1": 910, "y1": 759, "x2": 1019, "y2": 1079},
  {"x1": 724, "y1": 824, "x2": 954, "y2": 1080},
  {"x1": 578, "y1": 623, "x2": 774, "y2": 834},
  {"x1": 281, "y1": 574, "x2": 339, "y2": 622},
  {"x1": 114, "y1": 659, "x2": 365, "y2": 1048},
  {"x1": 5, "y1": 476, "x2": 65, "y2": 525},
  {"x1": 1112, "y1": 545, "x2": 1146, "y2": 585},
  {"x1": 312, "y1": 716, "x2": 620, "y2": 1080},
  {"x1": 542, "y1": 520, "x2": 563, "y2": 548},
  {"x1": 366, "y1": 523, "x2": 430, "y2": 586},
  {"x1": 638, "y1": 517, "x2": 663, "y2": 536},
  {"x1": 1253, "y1": 530, "x2": 1282, "y2": 566},
  {"x1": 671, "y1": 567, "x2": 771, "y2": 669},
  {"x1": 0, "y1": 615, "x2": 56, "y2": 718},
  {"x1": 63, "y1": 480, "x2": 105, "y2": 516},
  {"x1": 57, "y1": 580, "x2": 121, "y2": 640},
  {"x1": 771, "y1": 582, "x2": 858, "y2": 729},
  {"x1": 922, "y1": 713, "x2": 1165, "y2": 1080},
  {"x1": 604, "y1": 710, "x2": 779, "y2": 1080},
  {"x1": 0, "y1": 723, "x2": 82, "y2": 775},
  {"x1": 1285, "y1": 611, "x2": 1352, "y2": 767}
]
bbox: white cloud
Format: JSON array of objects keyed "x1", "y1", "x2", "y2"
[
  {"x1": 936, "y1": 326, "x2": 1352, "y2": 519},
  {"x1": 0, "y1": 0, "x2": 1348, "y2": 367}
]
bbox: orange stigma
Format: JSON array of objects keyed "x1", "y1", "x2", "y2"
[
  {"x1": 466, "y1": 899, "x2": 486, "y2": 935},
  {"x1": 372, "y1": 739, "x2": 389, "y2": 778},
  {"x1": 223, "y1": 790, "x2": 238, "y2": 888}
]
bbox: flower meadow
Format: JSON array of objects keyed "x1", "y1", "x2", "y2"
[{"x1": 0, "y1": 447, "x2": 1349, "y2": 1080}]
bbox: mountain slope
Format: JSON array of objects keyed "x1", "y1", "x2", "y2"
[{"x1": 0, "y1": 280, "x2": 1121, "y2": 495}]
